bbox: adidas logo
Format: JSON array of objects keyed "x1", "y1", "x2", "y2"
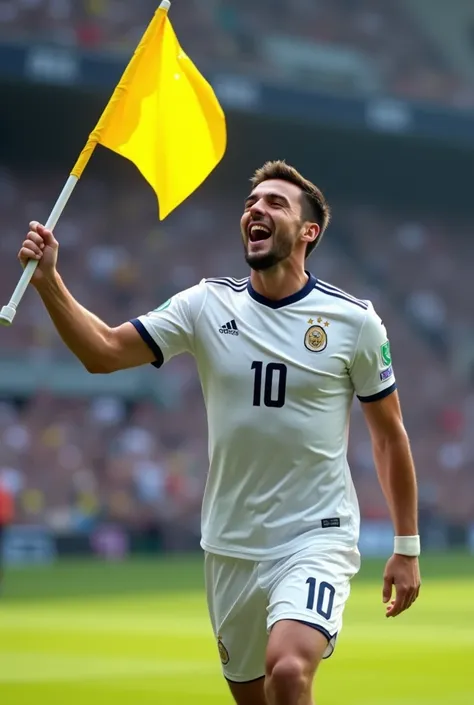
[{"x1": 219, "y1": 319, "x2": 239, "y2": 336}]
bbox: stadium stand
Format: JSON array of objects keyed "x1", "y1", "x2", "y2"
[{"x1": 1, "y1": 0, "x2": 473, "y2": 108}]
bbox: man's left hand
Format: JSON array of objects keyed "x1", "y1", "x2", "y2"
[{"x1": 383, "y1": 554, "x2": 421, "y2": 617}]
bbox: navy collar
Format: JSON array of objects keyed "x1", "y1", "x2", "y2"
[{"x1": 247, "y1": 272, "x2": 317, "y2": 309}]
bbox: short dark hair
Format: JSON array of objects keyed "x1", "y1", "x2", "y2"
[{"x1": 250, "y1": 160, "x2": 331, "y2": 257}]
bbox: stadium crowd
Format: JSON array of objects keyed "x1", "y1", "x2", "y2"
[
  {"x1": 1, "y1": 0, "x2": 473, "y2": 109},
  {"x1": 0, "y1": 164, "x2": 473, "y2": 544}
]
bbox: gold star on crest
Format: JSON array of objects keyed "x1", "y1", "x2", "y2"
[
  {"x1": 317, "y1": 316, "x2": 323, "y2": 323},
  {"x1": 324, "y1": 320, "x2": 330, "y2": 327},
  {"x1": 308, "y1": 318, "x2": 314, "y2": 324}
]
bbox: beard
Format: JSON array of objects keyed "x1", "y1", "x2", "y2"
[{"x1": 244, "y1": 234, "x2": 294, "y2": 271}]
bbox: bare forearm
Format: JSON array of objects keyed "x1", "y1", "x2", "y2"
[
  {"x1": 35, "y1": 272, "x2": 114, "y2": 372},
  {"x1": 373, "y1": 432, "x2": 418, "y2": 536}
]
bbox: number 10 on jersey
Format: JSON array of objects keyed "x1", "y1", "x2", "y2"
[{"x1": 251, "y1": 361, "x2": 287, "y2": 408}]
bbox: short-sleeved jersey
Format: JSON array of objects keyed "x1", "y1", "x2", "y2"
[{"x1": 131, "y1": 273, "x2": 396, "y2": 560}]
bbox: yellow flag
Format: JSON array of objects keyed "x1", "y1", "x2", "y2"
[{"x1": 71, "y1": 0, "x2": 226, "y2": 219}]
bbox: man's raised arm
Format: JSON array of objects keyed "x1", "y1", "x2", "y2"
[{"x1": 18, "y1": 221, "x2": 157, "y2": 373}]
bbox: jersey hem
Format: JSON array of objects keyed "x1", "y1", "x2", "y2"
[{"x1": 200, "y1": 533, "x2": 357, "y2": 561}]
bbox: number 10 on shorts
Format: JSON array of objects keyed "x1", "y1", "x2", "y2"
[{"x1": 306, "y1": 577, "x2": 335, "y2": 620}]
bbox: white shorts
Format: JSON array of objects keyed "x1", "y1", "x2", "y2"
[{"x1": 205, "y1": 544, "x2": 360, "y2": 683}]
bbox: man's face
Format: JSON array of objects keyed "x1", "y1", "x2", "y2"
[{"x1": 241, "y1": 179, "x2": 307, "y2": 271}]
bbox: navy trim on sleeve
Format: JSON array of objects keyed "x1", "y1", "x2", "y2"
[
  {"x1": 129, "y1": 318, "x2": 164, "y2": 369},
  {"x1": 357, "y1": 382, "x2": 397, "y2": 403}
]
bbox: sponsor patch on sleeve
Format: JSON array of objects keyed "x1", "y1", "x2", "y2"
[
  {"x1": 380, "y1": 340, "x2": 392, "y2": 366},
  {"x1": 380, "y1": 365, "x2": 393, "y2": 381}
]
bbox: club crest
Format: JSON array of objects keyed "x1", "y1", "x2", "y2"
[
  {"x1": 304, "y1": 324, "x2": 327, "y2": 352},
  {"x1": 217, "y1": 636, "x2": 230, "y2": 665}
]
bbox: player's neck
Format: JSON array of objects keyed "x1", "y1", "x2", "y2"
[{"x1": 250, "y1": 265, "x2": 308, "y2": 302}]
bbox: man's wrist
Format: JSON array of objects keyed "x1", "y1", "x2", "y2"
[
  {"x1": 34, "y1": 269, "x2": 61, "y2": 294},
  {"x1": 394, "y1": 535, "x2": 420, "y2": 557}
]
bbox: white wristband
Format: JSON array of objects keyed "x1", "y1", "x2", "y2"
[{"x1": 394, "y1": 535, "x2": 420, "y2": 557}]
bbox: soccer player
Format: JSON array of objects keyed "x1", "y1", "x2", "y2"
[{"x1": 18, "y1": 161, "x2": 421, "y2": 705}]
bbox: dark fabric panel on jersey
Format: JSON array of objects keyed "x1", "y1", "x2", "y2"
[
  {"x1": 205, "y1": 278, "x2": 248, "y2": 292},
  {"x1": 315, "y1": 283, "x2": 369, "y2": 310},
  {"x1": 247, "y1": 272, "x2": 317, "y2": 309},
  {"x1": 225, "y1": 674, "x2": 265, "y2": 684},
  {"x1": 357, "y1": 382, "x2": 397, "y2": 403},
  {"x1": 129, "y1": 318, "x2": 164, "y2": 369},
  {"x1": 296, "y1": 621, "x2": 337, "y2": 660},
  {"x1": 315, "y1": 278, "x2": 369, "y2": 307},
  {"x1": 296, "y1": 620, "x2": 336, "y2": 643}
]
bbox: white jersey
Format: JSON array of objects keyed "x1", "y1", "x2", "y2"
[{"x1": 131, "y1": 272, "x2": 396, "y2": 560}]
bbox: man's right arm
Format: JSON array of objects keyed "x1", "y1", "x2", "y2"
[
  {"x1": 19, "y1": 221, "x2": 159, "y2": 373},
  {"x1": 35, "y1": 272, "x2": 156, "y2": 373}
]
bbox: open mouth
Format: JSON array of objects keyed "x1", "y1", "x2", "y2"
[{"x1": 248, "y1": 224, "x2": 272, "y2": 243}]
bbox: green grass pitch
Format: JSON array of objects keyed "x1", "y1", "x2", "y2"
[{"x1": 0, "y1": 553, "x2": 472, "y2": 704}]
